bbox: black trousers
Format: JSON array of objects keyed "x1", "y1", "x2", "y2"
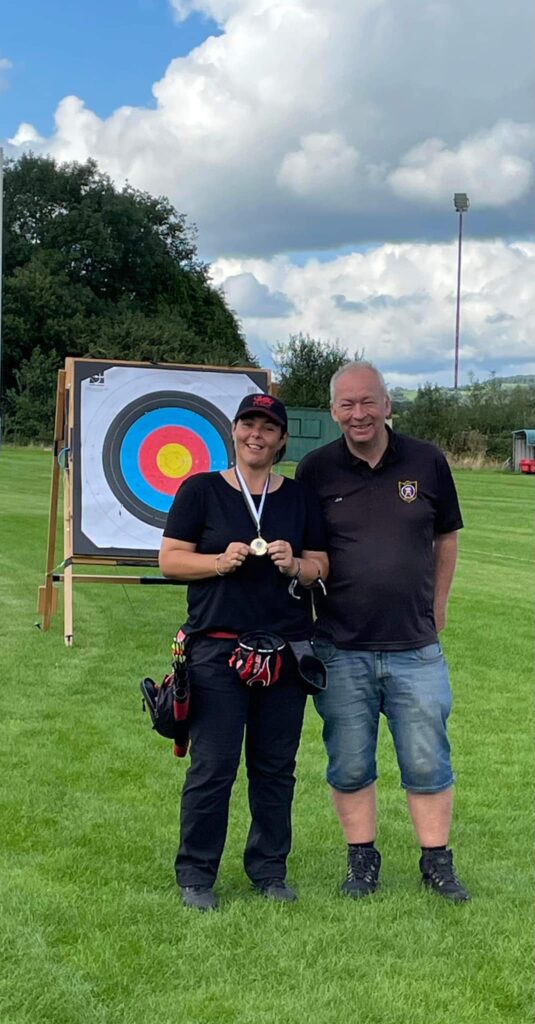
[{"x1": 175, "y1": 637, "x2": 307, "y2": 887}]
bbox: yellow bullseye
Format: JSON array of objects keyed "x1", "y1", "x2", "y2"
[{"x1": 157, "y1": 443, "x2": 193, "y2": 479}]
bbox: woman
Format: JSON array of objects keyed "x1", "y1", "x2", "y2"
[{"x1": 159, "y1": 393, "x2": 328, "y2": 911}]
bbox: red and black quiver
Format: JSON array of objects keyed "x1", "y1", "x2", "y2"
[{"x1": 140, "y1": 629, "x2": 190, "y2": 757}]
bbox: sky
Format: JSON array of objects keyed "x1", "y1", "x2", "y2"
[{"x1": 2, "y1": 0, "x2": 534, "y2": 387}]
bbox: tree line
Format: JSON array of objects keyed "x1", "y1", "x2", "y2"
[
  {"x1": 275, "y1": 335, "x2": 535, "y2": 462},
  {"x1": 393, "y1": 379, "x2": 535, "y2": 461}
]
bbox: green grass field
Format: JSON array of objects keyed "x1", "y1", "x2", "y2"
[{"x1": 1, "y1": 449, "x2": 533, "y2": 1024}]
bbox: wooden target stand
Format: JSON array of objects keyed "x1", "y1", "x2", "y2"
[
  {"x1": 38, "y1": 367, "x2": 69, "y2": 640},
  {"x1": 37, "y1": 364, "x2": 179, "y2": 646},
  {"x1": 38, "y1": 358, "x2": 271, "y2": 645}
]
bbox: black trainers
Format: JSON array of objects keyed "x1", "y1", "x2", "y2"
[
  {"x1": 254, "y1": 879, "x2": 297, "y2": 902},
  {"x1": 181, "y1": 885, "x2": 219, "y2": 911},
  {"x1": 341, "y1": 846, "x2": 381, "y2": 898},
  {"x1": 419, "y1": 849, "x2": 470, "y2": 902}
]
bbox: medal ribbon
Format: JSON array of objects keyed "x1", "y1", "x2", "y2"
[{"x1": 234, "y1": 466, "x2": 270, "y2": 537}]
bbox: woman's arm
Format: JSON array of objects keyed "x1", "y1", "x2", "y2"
[
  {"x1": 159, "y1": 538, "x2": 215, "y2": 581},
  {"x1": 159, "y1": 537, "x2": 251, "y2": 580},
  {"x1": 267, "y1": 541, "x2": 328, "y2": 585},
  {"x1": 300, "y1": 549, "x2": 329, "y2": 586}
]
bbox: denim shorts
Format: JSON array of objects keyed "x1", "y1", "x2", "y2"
[{"x1": 312, "y1": 640, "x2": 455, "y2": 794}]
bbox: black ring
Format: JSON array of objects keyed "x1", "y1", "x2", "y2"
[{"x1": 102, "y1": 391, "x2": 233, "y2": 528}]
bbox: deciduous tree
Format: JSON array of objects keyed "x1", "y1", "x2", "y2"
[
  {"x1": 273, "y1": 333, "x2": 351, "y2": 409},
  {"x1": 2, "y1": 154, "x2": 253, "y2": 441}
]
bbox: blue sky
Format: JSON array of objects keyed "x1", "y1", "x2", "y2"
[
  {"x1": 1, "y1": 0, "x2": 534, "y2": 386},
  {"x1": 1, "y1": 0, "x2": 217, "y2": 139}
]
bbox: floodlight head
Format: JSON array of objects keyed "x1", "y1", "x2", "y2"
[{"x1": 454, "y1": 193, "x2": 470, "y2": 212}]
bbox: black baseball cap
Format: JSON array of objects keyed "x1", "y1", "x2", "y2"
[{"x1": 234, "y1": 393, "x2": 288, "y2": 431}]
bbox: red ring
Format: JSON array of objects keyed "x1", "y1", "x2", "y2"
[{"x1": 139, "y1": 426, "x2": 211, "y2": 495}]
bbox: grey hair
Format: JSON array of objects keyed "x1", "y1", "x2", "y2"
[{"x1": 330, "y1": 360, "x2": 389, "y2": 405}]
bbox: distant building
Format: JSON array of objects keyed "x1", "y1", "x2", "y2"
[
  {"x1": 512, "y1": 429, "x2": 535, "y2": 472},
  {"x1": 286, "y1": 408, "x2": 339, "y2": 461},
  {"x1": 285, "y1": 407, "x2": 393, "y2": 461}
]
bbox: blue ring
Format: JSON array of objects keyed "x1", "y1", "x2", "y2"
[{"x1": 120, "y1": 408, "x2": 229, "y2": 512}]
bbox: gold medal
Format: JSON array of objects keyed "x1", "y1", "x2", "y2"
[{"x1": 250, "y1": 536, "x2": 268, "y2": 556}]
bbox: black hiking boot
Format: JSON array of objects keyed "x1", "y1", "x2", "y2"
[
  {"x1": 419, "y1": 849, "x2": 470, "y2": 902},
  {"x1": 181, "y1": 885, "x2": 219, "y2": 911},
  {"x1": 341, "y1": 846, "x2": 381, "y2": 899},
  {"x1": 254, "y1": 879, "x2": 297, "y2": 902}
]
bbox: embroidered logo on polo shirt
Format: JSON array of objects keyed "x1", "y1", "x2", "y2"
[{"x1": 398, "y1": 480, "x2": 418, "y2": 503}]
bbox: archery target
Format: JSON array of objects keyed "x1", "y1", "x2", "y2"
[
  {"x1": 77, "y1": 363, "x2": 267, "y2": 555},
  {"x1": 102, "y1": 392, "x2": 233, "y2": 527}
]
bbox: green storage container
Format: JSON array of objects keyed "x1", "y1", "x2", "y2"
[{"x1": 285, "y1": 407, "x2": 340, "y2": 462}]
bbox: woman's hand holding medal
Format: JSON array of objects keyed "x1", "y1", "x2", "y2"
[
  {"x1": 216, "y1": 542, "x2": 251, "y2": 575},
  {"x1": 267, "y1": 540, "x2": 297, "y2": 576}
]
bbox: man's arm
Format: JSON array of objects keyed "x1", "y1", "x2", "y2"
[{"x1": 434, "y1": 531, "x2": 459, "y2": 632}]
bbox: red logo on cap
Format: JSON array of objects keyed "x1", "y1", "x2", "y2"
[{"x1": 253, "y1": 395, "x2": 274, "y2": 407}]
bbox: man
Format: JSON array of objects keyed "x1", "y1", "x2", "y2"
[{"x1": 296, "y1": 360, "x2": 469, "y2": 902}]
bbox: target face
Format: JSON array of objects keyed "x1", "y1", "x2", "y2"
[
  {"x1": 75, "y1": 362, "x2": 270, "y2": 557},
  {"x1": 103, "y1": 392, "x2": 233, "y2": 528}
]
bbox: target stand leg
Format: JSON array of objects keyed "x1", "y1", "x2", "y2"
[
  {"x1": 38, "y1": 579, "x2": 59, "y2": 630},
  {"x1": 39, "y1": 368, "x2": 66, "y2": 632},
  {"x1": 63, "y1": 563, "x2": 73, "y2": 647}
]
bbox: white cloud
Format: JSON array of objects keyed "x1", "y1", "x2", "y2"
[
  {"x1": 223, "y1": 272, "x2": 293, "y2": 316},
  {"x1": 4, "y1": 0, "x2": 533, "y2": 256},
  {"x1": 213, "y1": 240, "x2": 535, "y2": 386},
  {"x1": 389, "y1": 121, "x2": 535, "y2": 207},
  {"x1": 277, "y1": 133, "x2": 361, "y2": 205},
  {"x1": 170, "y1": 0, "x2": 245, "y2": 21},
  {"x1": 8, "y1": 122, "x2": 44, "y2": 146}
]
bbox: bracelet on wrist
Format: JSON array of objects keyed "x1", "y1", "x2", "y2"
[
  {"x1": 215, "y1": 554, "x2": 227, "y2": 577},
  {"x1": 297, "y1": 560, "x2": 327, "y2": 593},
  {"x1": 288, "y1": 558, "x2": 302, "y2": 600},
  {"x1": 301, "y1": 561, "x2": 327, "y2": 595}
]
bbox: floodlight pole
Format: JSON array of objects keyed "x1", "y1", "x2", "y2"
[
  {"x1": 454, "y1": 210, "x2": 463, "y2": 391},
  {"x1": 453, "y1": 192, "x2": 469, "y2": 391},
  {"x1": 0, "y1": 147, "x2": 3, "y2": 443}
]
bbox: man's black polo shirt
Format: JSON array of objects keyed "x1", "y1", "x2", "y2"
[{"x1": 296, "y1": 431, "x2": 463, "y2": 651}]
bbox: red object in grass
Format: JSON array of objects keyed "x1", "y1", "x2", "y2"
[{"x1": 519, "y1": 459, "x2": 535, "y2": 474}]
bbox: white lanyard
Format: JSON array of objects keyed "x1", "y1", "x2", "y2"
[{"x1": 234, "y1": 466, "x2": 270, "y2": 536}]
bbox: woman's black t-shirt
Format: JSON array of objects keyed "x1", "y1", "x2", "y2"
[{"x1": 163, "y1": 473, "x2": 326, "y2": 640}]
